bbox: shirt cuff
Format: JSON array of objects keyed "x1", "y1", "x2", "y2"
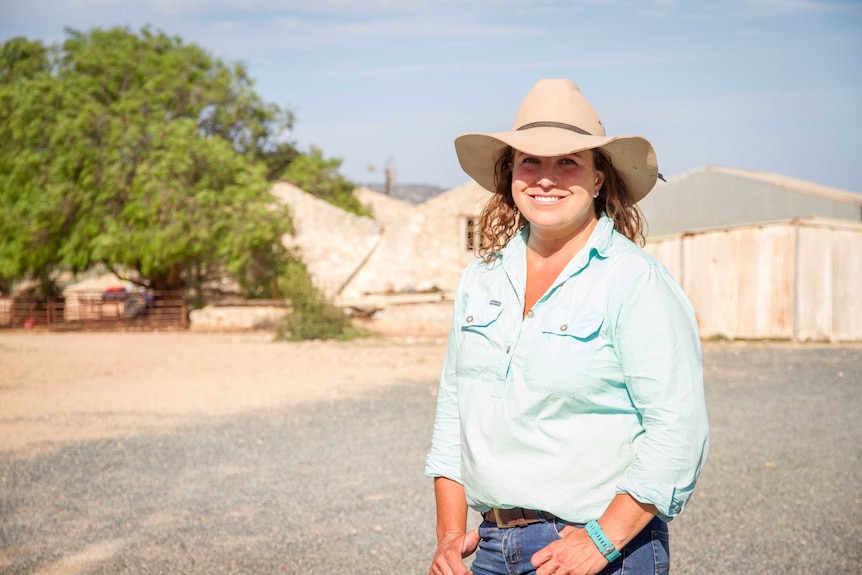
[
  {"x1": 616, "y1": 478, "x2": 694, "y2": 521},
  {"x1": 424, "y1": 453, "x2": 462, "y2": 483}
]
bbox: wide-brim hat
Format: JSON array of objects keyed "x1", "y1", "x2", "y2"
[{"x1": 454, "y1": 79, "x2": 658, "y2": 203}]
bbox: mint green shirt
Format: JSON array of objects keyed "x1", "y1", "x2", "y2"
[{"x1": 425, "y1": 216, "x2": 709, "y2": 522}]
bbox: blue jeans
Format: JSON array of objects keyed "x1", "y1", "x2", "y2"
[{"x1": 469, "y1": 515, "x2": 669, "y2": 575}]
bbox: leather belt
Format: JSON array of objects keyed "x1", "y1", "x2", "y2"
[{"x1": 483, "y1": 507, "x2": 557, "y2": 528}]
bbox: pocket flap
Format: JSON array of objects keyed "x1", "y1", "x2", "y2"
[
  {"x1": 541, "y1": 308, "x2": 604, "y2": 340},
  {"x1": 461, "y1": 299, "x2": 504, "y2": 328}
]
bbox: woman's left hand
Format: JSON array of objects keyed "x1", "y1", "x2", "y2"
[{"x1": 530, "y1": 526, "x2": 608, "y2": 575}]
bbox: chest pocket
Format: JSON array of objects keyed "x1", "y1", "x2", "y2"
[
  {"x1": 524, "y1": 308, "x2": 606, "y2": 398},
  {"x1": 456, "y1": 299, "x2": 505, "y2": 379}
]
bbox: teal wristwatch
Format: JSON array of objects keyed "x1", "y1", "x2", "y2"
[{"x1": 585, "y1": 520, "x2": 621, "y2": 563}]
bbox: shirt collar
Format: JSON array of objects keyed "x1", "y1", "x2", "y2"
[{"x1": 500, "y1": 214, "x2": 615, "y2": 269}]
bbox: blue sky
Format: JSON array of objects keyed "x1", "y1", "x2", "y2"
[{"x1": 2, "y1": 0, "x2": 861, "y2": 193}]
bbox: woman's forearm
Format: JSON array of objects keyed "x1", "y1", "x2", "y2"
[
  {"x1": 597, "y1": 493, "x2": 658, "y2": 551},
  {"x1": 430, "y1": 477, "x2": 479, "y2": 575},
  {"x1": 434, "y1": 476, "x2": 469, "y2": 540}
]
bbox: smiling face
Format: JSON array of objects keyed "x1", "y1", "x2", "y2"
[{"x1": 510, "y1": 149, "x2": 604, "y2": 241}]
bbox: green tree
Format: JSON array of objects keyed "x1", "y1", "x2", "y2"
[
  {"x1": 0, "y1": 27, "x2": 297, "y2": 296},
  {"x1": 0, "y1": 36, "x2": 48, "y2": 81},
  {"x1": 282, "y1": 146, "x2": 372, "y2": 217}
]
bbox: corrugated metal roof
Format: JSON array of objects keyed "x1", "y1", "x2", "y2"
[{"x1": 668, "y1": 166, "x2": 862, "y2": 206}]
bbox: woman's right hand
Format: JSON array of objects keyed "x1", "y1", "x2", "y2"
[{"x1": 429, "y1": 528, "x2": 480, "y2": 575}]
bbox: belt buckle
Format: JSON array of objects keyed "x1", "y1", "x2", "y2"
[
  {"x1": 492, "y1": 508, "x2": 506, "y2": 528},
  {"x1": 493, "y1": 508, "x2": 529, "y2": 528}
]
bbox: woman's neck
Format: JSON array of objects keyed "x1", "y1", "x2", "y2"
[
  {"x1": 521, "y1": 217, "x2": 599, "y2": 315},
  {"x1": 526, "y1": 216, "x2": 599, "y2": 262}
]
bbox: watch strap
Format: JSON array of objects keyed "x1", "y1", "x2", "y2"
[{"x1": 585, "y1": 519, "x2": 621, "y2": 563}]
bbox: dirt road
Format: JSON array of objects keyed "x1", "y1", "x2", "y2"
[{"x1": 0, "y1": 331, "x2": 446, "y2": 456}]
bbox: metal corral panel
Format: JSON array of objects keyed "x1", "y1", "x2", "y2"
[
  {"x1": 646, "y1": 240, "x2": 683, "y2": 280},
  {"x1": 794, "y1": 225, "x2": 833, "y2": 340},
  {"x1": 682, "y1": 225, "x2": 794, "y2": 339},
  {"x1": 832, "y1": 229, "x2": 862, "y2": 340},
  {"x1": 794, "y1": 223, "x2": 862, "y2": 341},
  {"x1": 645, "y1": 217, "x2": 862, "y2": 341}
]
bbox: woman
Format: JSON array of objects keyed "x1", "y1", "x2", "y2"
[{"x1": 425, "y1": 79, "x2": 709, "y2": 575}]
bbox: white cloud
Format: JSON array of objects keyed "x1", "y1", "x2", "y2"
[
  {"x1": 637, "y1": 0, "x2": 678, "y2": 18},
  {"x1": 1, "y1": 0, "x2": 615, "y2": 20},
  {"x1": 742, "y1": 0, "x2": 862, "y2": 16}
]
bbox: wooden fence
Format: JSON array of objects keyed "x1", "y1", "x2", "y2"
[{"x1": 0, "y1": 290, "x2": 187, "y2": 330}]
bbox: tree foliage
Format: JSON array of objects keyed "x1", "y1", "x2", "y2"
[
  {"x1": 0, "y1": 27, "x2": 362, "y2": 305},
  {"x1": 274, "y1": 257, "x2": 361, "y2": 341}
]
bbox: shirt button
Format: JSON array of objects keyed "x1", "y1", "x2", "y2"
[
  {"x1": 466, "y1": 315, "x2": 474, "y2": 323},
  {"x1": 560, "y1": 324, "x2": 568, "y2": 331},
  {"x1": 526, "y1": 310, "x2": 534, "y2": 318}
]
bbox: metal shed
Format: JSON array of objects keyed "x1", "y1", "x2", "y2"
[
  {"x1": 639, "y1": 166, "x2": 862, "y2": 236},
  {"x1": 644, "y1": 217, "x2": 862, "y2": 342}
]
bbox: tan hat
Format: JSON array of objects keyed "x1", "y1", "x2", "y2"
[{"x1": 454, "y1": 79, "x2": 658, "y2": 203}]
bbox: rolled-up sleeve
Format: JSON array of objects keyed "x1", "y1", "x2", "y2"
[
  {"x1": 424, "y1": 277, "x2": 468, "y2": 482},
  {"x1": 614, "y1": 262, "x2": 710, "y2": 520}
]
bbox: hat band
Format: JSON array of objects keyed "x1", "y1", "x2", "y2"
[{"x1": 517, "y1": 121, "x2": 592, "y2": 136}]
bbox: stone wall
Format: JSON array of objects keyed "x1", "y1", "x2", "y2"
[
  {"x1": 189, "y1": 305, "x2": 288, "y2": 331},
  {"x1": 270, "y1": 182, "x2": 381, "y2": 299},
  {"x1": 272, "y1": 181, "x2": 490, "y2": 303}
]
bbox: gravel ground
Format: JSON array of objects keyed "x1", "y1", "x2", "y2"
[{"x1": 1, "y1": 341, "x2": 860, "y2": 574}]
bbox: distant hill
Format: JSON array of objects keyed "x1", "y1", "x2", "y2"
[{"x1": 364, "y1": 183, "x2": 446, "y2": 205}]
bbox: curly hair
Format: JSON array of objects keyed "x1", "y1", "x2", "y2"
[{"x1": 476, "y1": 147, "x2": 646, "y2": 262}]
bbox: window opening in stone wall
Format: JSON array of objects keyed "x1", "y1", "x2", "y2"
[{"x1": 464, "y1": 216, "x2": 479, "y2": 253}]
